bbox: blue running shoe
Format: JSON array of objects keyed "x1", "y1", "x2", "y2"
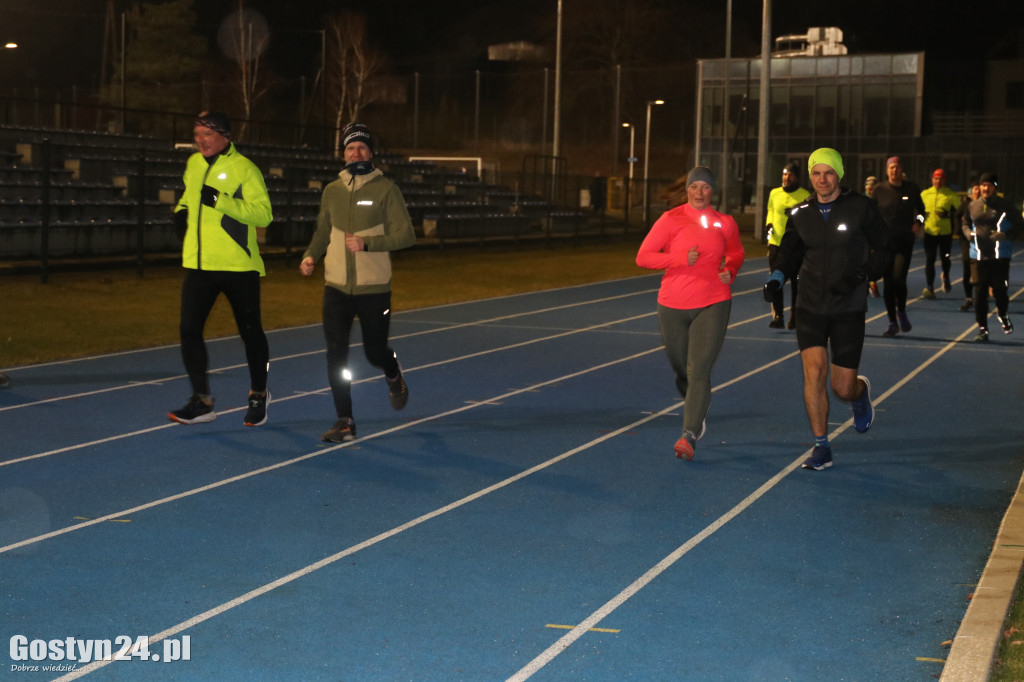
[
  {"x1": 802, "y1": 445, "x2": 833, "y2": 471},
  {"x1": 898, "y1": 310, "x2": 912, "y2": 333},
  {"x1": 851, "y1": 375, "x2": 873, "y2": 433}
]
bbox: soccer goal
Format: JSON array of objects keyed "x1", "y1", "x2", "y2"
[{"x1": 406, "y1": 156, "x2": 499, "y2": 183}]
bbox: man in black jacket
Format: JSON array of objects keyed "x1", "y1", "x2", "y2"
[
  {"x1": 764, "y1": 148, "x2": 894, "y2": 471},
  {"x1": 873, "y1": 156, "x2": 925, "y2": 336}
]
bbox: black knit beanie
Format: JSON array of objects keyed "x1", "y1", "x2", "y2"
[{"x1": 195, "y1": 111, "x2": 232, "y2": 139}]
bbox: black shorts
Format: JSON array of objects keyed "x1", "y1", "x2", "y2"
[{"x1": 795, "y1": 309, "x2": 866, "y2": 370}]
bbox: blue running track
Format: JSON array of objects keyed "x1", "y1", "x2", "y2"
[{"x1": 2, "y1": 249, "x2": 1023, "y2": 681}]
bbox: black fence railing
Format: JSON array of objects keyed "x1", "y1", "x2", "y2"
[{"x1": 1, "y1": 122, "x2": 670, "y2": 281}]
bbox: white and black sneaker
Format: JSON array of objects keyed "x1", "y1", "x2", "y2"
[
  {"x1": 169, "y1": 395, "x2": 216, "y2": 424},
  {"x1": 244, "y1": 390, "x2": 270, "y2": 427}
]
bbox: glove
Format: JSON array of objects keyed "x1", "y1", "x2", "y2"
[
  {"x1": 200, "y1": 184, "x2": 220, "y2": 208},
  {"x1": 763, "y1": 270, "x2": 784, "y2": 301},
  {"x1": 173, "y1": 209, "x2": 188, "y2": 240},
  {"x1": 830, "y1": 268, "x2": 867, "y2": 296}
]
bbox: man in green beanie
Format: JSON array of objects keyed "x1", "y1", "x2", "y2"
[{"x1": 763, "y1": 148, "x2": 893, "y2": 471}]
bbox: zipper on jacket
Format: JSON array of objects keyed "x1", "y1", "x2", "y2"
[{"x1": 196, "y1": 163, "x2": 214, "y2": 270}]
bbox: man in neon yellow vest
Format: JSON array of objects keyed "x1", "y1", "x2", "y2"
[
  {"x1": 765, "y1": 163, "x2": 810, "y2": 328},
  {"x1": 919, "y1": 168, "x2": 960, "y2": 298},
  {"x1": 169, "y1": 111, "x2": 273, "y2": 427}
]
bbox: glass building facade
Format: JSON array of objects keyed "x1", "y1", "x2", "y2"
[{"x1": 695, "y1": 53, "x2": 926, "y2": 211}]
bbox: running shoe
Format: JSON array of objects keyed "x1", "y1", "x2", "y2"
[
  {"x1": 942, "y1": 273, "x2": 952, "y2": 292},
  {"x1": 802, "y1": 445, "x2": 833, "y2": 471},
  {"x1": 974, "y1": 328, "x2": 990, "y2": 343},
  {"x1": 0, "y1": 372, "x2": 10, "y2": 389},
  {"x1": 851, "y1": 375, "x2": 873, "y2": 433},
  {"x1": 674, "y1": 432, "x2": 696, "y2": 461},
  {"x1": 322, "y1": 418, "x2": 357, "y2": 442},
  {"x1": 999, "y1": 314, "x2": 1014, "y2": 334},
  {"x1": 869, "y1": 281, "x2": 880, "y2": 298},
  {"x1": 921, "y1": 287, "x2": 935, "y2": 300},
  {"x1": 882, "y1": 323, "x2": 899, "y2": 337},
  {"x1": 244, "y1": 390, "x2": 270, "y2": 427},
  {"x1": 169, "y1": 395, "x2": 216, "y2": 424},
  {"x1": 959, "y1": 298, "x2": 974, "y2": 312},
  {"x1": 386, "y1": 368, "x2": 409, "y2": 410},
  {"x1": 898, "y1": 310, "x2": 912, "y2": 333},
  {"x1": 769, "y1": 316, "x2": 785, "y2": 329}
]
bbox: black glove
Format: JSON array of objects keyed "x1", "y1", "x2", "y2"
[
  {"x1": 830, "y1": 268, "x2": 867, "y2": 296},
  {"x1": 173, "y1": 209, "x2": 188, "y2": 240},
  {"x1": 200, "y1": 184, "x2": 220, "y2": 208},
  {"x1": 763, "y1": 271, "x2": 784, "y2": 302}
]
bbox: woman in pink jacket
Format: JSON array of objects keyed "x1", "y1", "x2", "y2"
[{"x1": 636, "y1": 167, "x2": 745, "y2": 460}]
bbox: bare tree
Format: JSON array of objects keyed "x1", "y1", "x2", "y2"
[
  {"x1": 324, "y1": 10, "x2": 386, "y2": 157},
  {"x1": 218, "y1": 1, "x2": 272, "y2": 140}
]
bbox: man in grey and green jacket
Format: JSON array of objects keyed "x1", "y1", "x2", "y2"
[{"x1": 300, "y1": 122, "x2": 416, "y2": 442}]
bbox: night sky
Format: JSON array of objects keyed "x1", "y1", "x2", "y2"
[{"x1": 2, "y1": 0, "x2": 1020, "y2": 94}]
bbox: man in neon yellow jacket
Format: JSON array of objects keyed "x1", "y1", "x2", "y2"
[
  {"x1": 765, "y1": 163, "x2": 810, "y2": 328},
  {"x1": 169, "y1": 111, "x2": 273, "y2": 428},
  {"x1": 919, "y1": 168, "x2": 960, "y2": 298}
]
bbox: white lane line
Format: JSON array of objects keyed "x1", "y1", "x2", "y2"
[
  {"x1": 5, "y1": 305, "x2": 778, "y2": 551},
  {"x1": 0, "y1": 311, "x2": 657, "y2": 468},
  {"x1": 0, "y1": 342, "x2": 667, "y2": 555},
  {"x1": 48, "y1": 407, "x2": 679, "y2": 681},
  {"x1": 506, "y1": 288, "x2": 1024, "y2": 681},
  {"x1": 0, "y1": 288, "x2": 660, "y2": 414}
]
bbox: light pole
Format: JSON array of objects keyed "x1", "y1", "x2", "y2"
[
  {"x1": 622, "y1": 122, "x2": 636, "y2": 225},
  {"x1": 642, "y1": 99, "x2": 664, "y2": 227}
]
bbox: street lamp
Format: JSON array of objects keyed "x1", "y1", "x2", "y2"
[
  {"x1": 642, "y1": 99, "x2": 664, "y2": 227},
  {"x1": 622, "y1": 122, "x2": 636, "y2": 225}
]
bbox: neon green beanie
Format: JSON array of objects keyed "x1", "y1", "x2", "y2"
[{"x1": 807, "y1": 148, "x2": 844, "y2": 180}]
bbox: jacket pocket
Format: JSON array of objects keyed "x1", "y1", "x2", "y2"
[{"x1": 354, "y1": 223, "x2": 390, "y2": 286}]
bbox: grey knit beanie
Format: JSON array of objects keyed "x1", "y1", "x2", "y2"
[{"x1": 687, "y1": 166, "x2": 716, "y2": 190}]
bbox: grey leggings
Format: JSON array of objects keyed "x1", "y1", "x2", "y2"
[{"x1": 657, "y1": 299, "x2": 731, "y2": 436}]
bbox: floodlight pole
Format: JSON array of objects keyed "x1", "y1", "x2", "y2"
[
  {"x1": 552, "y1": 0, "x2": 562, "y2": 159},
  {"x1": 754, "y1": 0, "x2": 772, "y2": 241},
  {"x1": 642, "y1": 99, "x2": 663, "y2": 228},
  {"x1": 623, "y1": 122, "x2": 635, "y2": 225},
  {"x1": 721, "y1": 0, "x2": 732, "y2": 212}
]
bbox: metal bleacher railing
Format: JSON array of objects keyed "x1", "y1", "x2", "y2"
[{"x1": 0, "y1": 125, "x2": 630, "y2": 281}]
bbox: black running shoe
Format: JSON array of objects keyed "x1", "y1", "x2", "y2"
[
  {"x1": 999, "y1": 314, "x2": 1014, "y2": 335},
  {"x1": 322, "y1": 418, "x2": 356, "y2": 442},
  {"x1": 244, "y1": 390, "x2": 270, "y2": 427},
  {"x1": 387, "y1": 369, "x2": 409, "y2": 411},
  {"x1": 169, "y1": 395, "x2": 216, "y2": 424}
]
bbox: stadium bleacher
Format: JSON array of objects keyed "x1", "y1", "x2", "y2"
[{"x1": 0, "y1": 125, "x2": 597, "y2": 261}]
